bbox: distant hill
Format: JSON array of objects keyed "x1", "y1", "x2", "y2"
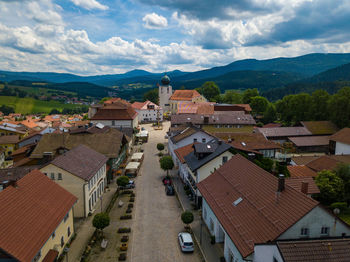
[{"x1": 262, "y1": 62, "x2": 350, "y2": 101}]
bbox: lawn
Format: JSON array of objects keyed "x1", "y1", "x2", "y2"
[
  {"x1": 339, "y1": 208, "x2": 350, "y2": 225},
  {"x1": 0, "y1": 96, "x2": 84, "y2": 114}
]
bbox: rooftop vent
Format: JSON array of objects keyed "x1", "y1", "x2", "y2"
[
  {"x1": 241, "y1": 142, "x2": 246, "y2": 147},
  {"x1": 207, "y1": 145, "x2": 211, "y2": 149},
  {"x1": 233, "y1": 197, "x2": 243, "y2": 206},
  {"x1": 278, "y1": 174, "x2": 285, "y2": 192}
]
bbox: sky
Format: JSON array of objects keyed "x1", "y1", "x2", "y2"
[{"x1": 0, "y1": 0, "x2": 350, "y2": 75}]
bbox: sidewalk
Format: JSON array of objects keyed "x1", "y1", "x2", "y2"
[
  {"x1": 67, "y1": 181, "x2": 119, "y2": 262},
  {"x1": 171, "y1": 170, "x2": 224, "y2": 262}
]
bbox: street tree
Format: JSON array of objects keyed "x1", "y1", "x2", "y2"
[
  {"x1": 117, "y1": 176, "x2": 129, "y2": 188},
  {"x1": 181, "y1": 211, "x2": 194, "y2": 228},
  {"x1": 92, "y1": 212, "x2": 110, "y2": 237},
  {"x1": 159, "y1": 155, "x2": 174, "y2": 176},
  {"x1": 315, "y1": 170, "x2": 344, "y2": 205},
  {"x1": 157, "y1": 143, "x2": 165, "y2": 155}
]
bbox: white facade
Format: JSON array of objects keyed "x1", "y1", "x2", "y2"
[
  {"x1": 91, "y1": 117, "x2": 138, "y2": 129},
  {"x1": 254, "y1": 245, "x2": 283, "y2": 262},
  {"x1": 159, "y1": 84, "x2": 172, "y2": 112},
  {"x1": 87, "y1": 164, "x2": 107, "y2": 215},
  {"x1": 335, "y1": 141, "x2": 350, "y2": 155},
  {"x1": 136, "y1": 108, "x2": 163, "y2": 122},
  {"x1": 201, "y1": 200, "x2": 350, "y2": 262}
]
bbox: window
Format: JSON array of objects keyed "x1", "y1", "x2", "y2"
[
  {"x1": 61, "y1": 236, "x2": 64, "y2": 247},
  {"x1": 112, "y1": 120, "x2": 115, "y2": 126},
  {"x1": 68, "y1": 226, "x2": 71, "y2": 237},
  {"x1": 52, "y1": 231, "x2": 56, "y2": 239},
  {"x1": 321, "y1": 226, "x2": 329, "y2": 235},
  {"x1": 58, "y1": 173, "x2": 62, "y2": 180},
  {"x1": 44, "y1": 173, "x2": 47, "y2": 176},
  {"x1": 222, "y1": 156, "x2": 228, "y2": 164},
  {"x1": 300, "y1": 227, "x2": 309, "y2": 237},
  {"x1": 202, "y1": 138, "x2": 206, "y2": 143},
  {"x1": 203, "y1": 208, "x2": 207, "y2": 220},
  {"x1": 193, "y1": 138, "x2": 197, "y2": 143},
  {"x1": 50, "y1": 173, "x2": 55, "y2": 180},
  {"x1": 64, "y1": 212, "x2": 69, "y2": 223}
]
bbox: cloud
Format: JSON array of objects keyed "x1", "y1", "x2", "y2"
[
  {"x1": 142, "y1": 13, "x2": 168, "y2": 29},
  {"x1": 70, "y1": 0, "x2": 108, "y2": 11}
]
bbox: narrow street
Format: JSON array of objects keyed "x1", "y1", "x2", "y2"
[{"x1": 130, "y1": 122, "x2": 202, "y2": 262}]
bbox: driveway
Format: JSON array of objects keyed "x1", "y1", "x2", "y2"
[{"x1": 130, "y1": 122, "x2": 202, "y2": 262}]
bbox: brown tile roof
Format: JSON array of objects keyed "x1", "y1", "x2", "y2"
[
  {"x1": 288, "y1": 135, "x2": 330, "y2": 147},
  {"x1": 132, "y1": 101, "x2": 146, "y2": 110},
  {"x1": 31, "y1": 128, "x2": 125, "y2": 159},
  {"x1": 13, "y1": 157, "x2": 34, "y2": 167},
  {"x1": 91, "y1": 107, "x2": 137, "y2": 120},
  {"x1": 234, "y1": 104, "x2": 252, "y2": 112},
  {"x1": 197, "y1": 154, "x2": 318, "y2": 258},
  {"x1": 291, "y1": 156, "x2": 321, "y2": 165},
  {"x1": 0, "y1": 170, "x2": 77, "y2": 262},
  {"x1": 285, "y1": 177, "x2": 320, "y2": 194},
  {"x1": 0, "y1": 166, "x2": 42, "y2": 183},
  {"x1": 276, "y1": 238, "x2": 350, "y2": 262},
  {"x1": 174, "y1": 143, "x2": 197, "y2": 163},
  {"x1": 50, "y1": 144, "x2": 108, "y2": 181},
  {"x1": 226, "y1": 133, "x2": 281, "y2": 151},
  {"x1": 287, "y1": 165, "x2": 317, "y2": 178},
  {"x1": 301, "y1": 121, "x2": 339, "y2": 135},
  {"x1": 330, "y1": 128, "x2": 350, "y2": 145},
  {"x1": 306, "y1": 155, "x2": 350, "y2": 172},
  {"x1": 170, "y1": 90, "x2": 201, "y2": 101},
  {"x1": 42, "y1": 249, "x2": 59, "y2": 262},
  {"x1": 263, "y1": 123, "x2": 283, "y2": 128},
  {"x1": 0, "y1": 135, "x2": 20, "y2": 144},
  {"x1": 257, "y1": 127, "x2": 312, "y2": 138}
]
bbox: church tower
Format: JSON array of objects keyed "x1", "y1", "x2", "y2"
[{"x1": 158, "y1": 74, "x2": 172, "y2": 112}]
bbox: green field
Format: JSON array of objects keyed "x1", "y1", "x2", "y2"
[{"x1": 0, "y1": 96, "x2": 85, "y2": 114}]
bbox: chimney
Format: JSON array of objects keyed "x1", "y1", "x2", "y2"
[
  {"x1": 301, "y1": 181, "x2": 309, "y2": 194},
  {"x1": 278, "y1": 174, "x2": 285, "y2": 192}
]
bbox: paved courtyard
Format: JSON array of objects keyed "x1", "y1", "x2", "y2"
[{"x1": 130, "y1": 122, "x2": 202, "y2": 262}]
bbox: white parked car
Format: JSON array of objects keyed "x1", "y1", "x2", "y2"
[{"x1": 178, "y1": 232, "x2": 194, "y2": 253}]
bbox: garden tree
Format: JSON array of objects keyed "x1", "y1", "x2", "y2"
[
  {"x1": 335, "y1": 164, "x2": 350, "y2": 205},
  {"x1": 315, "y1": 170, "x2": 344, "y2": 205},
  {"x1": 0, "y1": 105, "x2": 15, "y2": 115},
  {"x1": 92, "y1": 212, "x2": 110, "y2": 237},
  {"x1": 49, "y1": 108, "x2": 61, "y2": 115},
  {"x1": 250, "y1": 96, "x2": 269, "y2": 115},
  {"x1": 223, "y1": 90, "x2": 242, "y2": 104},
  {"x1": 156, "y1": 143, "x2": 165, "y2": 153},
  {"x1": 254, "y1": 157, "x2": 274, "y2": 173},
  {"x1": 82, "y1": 114, "x2": 89, "y2": 120},
  {"x1": 99, "y1": 97, "x2": 112, "y2": 104},
  {"x1": 308, "y1": 89, "x2": 330, "y2": 120},
  {"x1": 117, "y1": 176, "x2": 129, "y2": 188},
  {"x1": 181, "y1": 211, "x2": 194, "y2": 227},
  {"x1": 200, "y1": 81, "x2": 220, "y2": 102},
  {"x1": 242, "y1": 88, "x2": 259, "y2": 104},
  {"x1": 263, "y1": 103, "x2": 277, "y2": 124},
  {"x1": 143, "y1": 88, "x2": 158, "y2": 104},
  {"x1": 159, "y1": 155, "x2": 174, "y2": 176},
  {"x1": 327, "y1": 87, "x2": 350, "y2": 128}
]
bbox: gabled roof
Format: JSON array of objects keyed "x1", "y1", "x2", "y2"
[
  {"x1": 197, "y1": 154, "x2": 318, "y2": 258},
  {"x1": 306, "y1": 155, "x2": 350, "y2": 172},
  {"x1": 50, "y1": 145, "x2": 108, "y2": 181},
  {"x1": 31, "y1": 128, "x2": 125, "y2": 159},
  {"x1": 276, "y1": 238, "x2": 350, "y2": 262},
  {"x1": 285, "y1": 177, "x2": 320, "y2": 195},
  {"x1": 257, "y1": 127, "x2": 312, "y2": 138},
  {"x1": 184, "y1": 139, "x2": 232, "y2": 171},
  {"x1": 291, "y1": 156, "x2": 320, "y2": 165},
  {"x1": 226, "y1": 133, "x2": 281, "y2": 151},
  {"x1": 288, "y1": 136, "x2": 330, "y2": 147},
  {"x1": 330, "y1": 128, "x2": 350, "y2": 145},
  {"x1": 170, "y1": 126, "x2": 202, "y2": 144},
  {"x1": 91, "y1": 98, "x2": 137, "y2": 120},
  {"x1": 287, "y1": 165, "x2": 317, "y2": 178},
  {"x1": 132, "y1": 100, "x2": 160, "y2": 110},
  {"x1": 0, "y1": 170, "x2": 77, "y2": 262},
  {"x1": 174, "y1": 143, "x2": 197, "y2": 164},
  {"x1": 170, "y1": 90, "x2": 201, "y2": 101},
  {"x1": 301, "y1": 121, "x2": 339, "y2": 135}
]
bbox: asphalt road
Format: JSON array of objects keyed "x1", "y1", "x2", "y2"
[{"x1": 130, "y1": 122, "x2": 202, "y2": 262}]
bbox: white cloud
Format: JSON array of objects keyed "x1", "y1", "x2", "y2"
[
  {"x1": 142, "y1": 13, "x2": 168, "y2": 29},
  {"x1": 70, "y1": 0, "x2": 109, "y2": 11}
]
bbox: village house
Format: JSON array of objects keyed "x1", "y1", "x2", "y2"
[
  {"x1": 89, "y1": 98, "x2": 138, "y2": 129},
  {"x1": 329, "y1": 128, "x2": 350, "y2": 155},
  {"x1": 0, "y1": 135, "x2": 20, "y2": 157},
  {"x1": 40, "y1": 145, "x2": 108, "y2": 218},
  {"x1": 0, "y1": 148, "x2": 5, "y2": 168},
  {"x1": 197, "y1": 154, "x2": 350, "y2": 262},
  {"x1": 305, "y1": 154, "x2": 350, "y2": 173},
  {"x1": 257, "y1": 127, "x2": 312, "y2": 144},
  {"x1": 132, "y1": 100, "x2": 163, "y2": 123},
  {"x1": 169, "y1": 90, "x2": 207, "y2": 114},
  {"x1": 0, "y1": 122, "x2": 28, "y2": 138},
  {"x1": 0, "y1": 170, "x2": 77, "y2": 262},
  {"x1": 288, "y1": 135, "x2": 330, "y2": 153}
]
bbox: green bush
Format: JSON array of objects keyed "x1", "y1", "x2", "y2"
[
  {"x1": 330, "y1": 202, "x2": 348, "y2": 212},
  {"x1": 181, "y1": 211, "x2": 194, "y2": 225}
]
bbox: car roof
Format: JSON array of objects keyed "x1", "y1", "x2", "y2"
[{"x1": 180, "y1": 232, "x2": 193, "y2": 242}]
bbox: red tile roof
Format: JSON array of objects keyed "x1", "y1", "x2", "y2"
[
  {"x1": 276, "y1": 238, "x2": 350, "y2": 262},
  {"x1": 42, "y1": 249, "x2": 59, "y2": 262},
  {"x1": 197, "y1": 154, "x2": 318, "y2": 258},
  {"x1": 287, "y1": 165, "x2": 317, "y2": 178},
  {"x1": 306, "y1": 155, "x2": 350, "y2": 172},
  {"x1": 0, "y1": 170, "x2": 77, "y2": 262},
  {"x1": 132, "y1": 101, "x2": 146, "y2": 110},
  {"x1": 285, "y1": 177, "x2": 320, "y2": 195},
  {"x1": 0, "y1": 135, "x2": 20, "y2": 144},
  {"x1": 174, "y1": 143, "x2": 197, "y2": 163},
  {"x1": 330, "y1": 128, "x2": 350, "y2": 145},
  {"x1": 291, "y1": 156, "x2": 320, "y2": 165},
  {"x1": 50, "y1": 144, "x2": 108, "y2": 181},
  {"x1": 170, "y1": 90, "x2": 201, "y2": 101},
  {"x1": 227, "y1": 133, "x2": 281, "y2": 151}
]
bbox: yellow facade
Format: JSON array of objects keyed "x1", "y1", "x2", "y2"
[
  {"x1": 38, "y1": 208, "x2": 75, "y2": 262},
  {"x1": 0, "y1": 142, "x2": 17, "y2": 156},
  {"x1": 0, "y1": 129, "x2": 28, "y2": 139}
]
